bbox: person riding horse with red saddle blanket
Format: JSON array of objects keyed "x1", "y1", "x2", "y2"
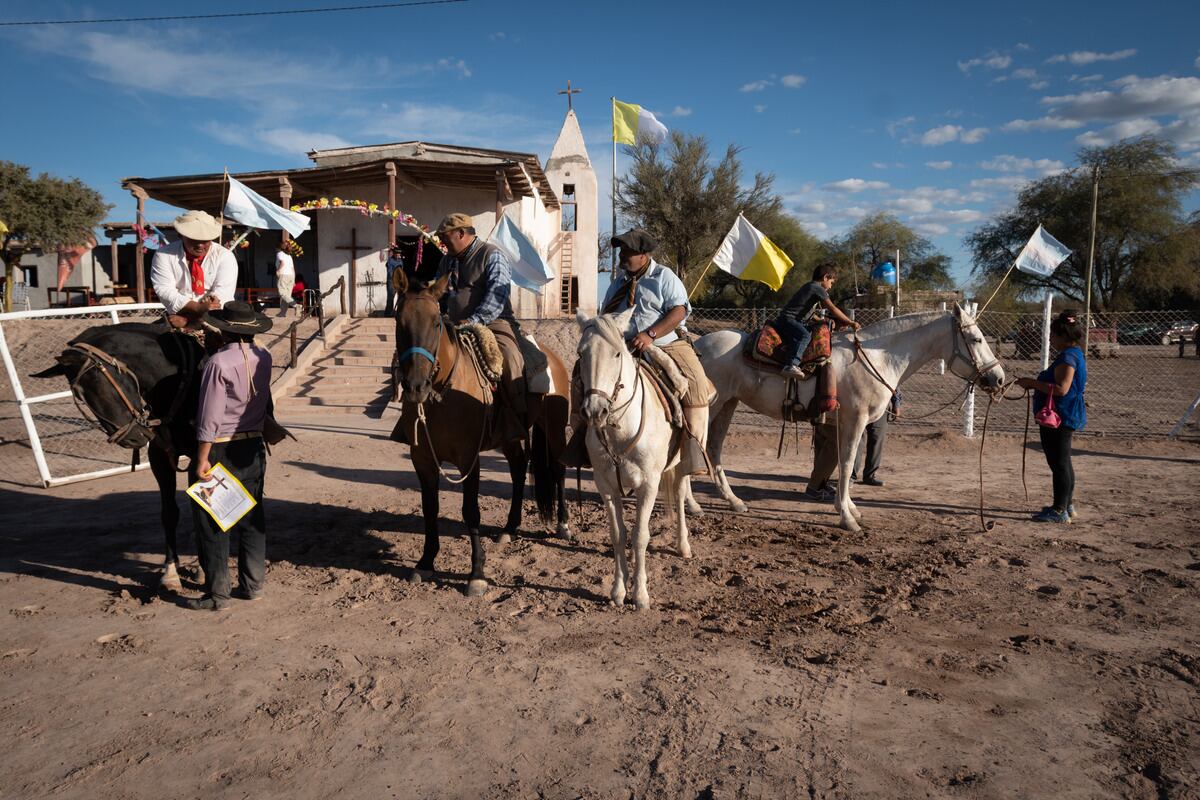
[{"x1": 775, "y1": 264, "x2": 860, "y2": 378}]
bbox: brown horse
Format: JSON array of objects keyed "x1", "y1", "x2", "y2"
[{"x1": 390, "y1": 270, "x2": 571, "y2": 596}]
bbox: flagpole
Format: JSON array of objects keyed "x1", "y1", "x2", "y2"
[
  {"x1": 977, "y1": 260, "x2": 1018, "y2": 315},
  {"x1": 611, "y1": 97, "x2": 618, "y2": 279},
  {"x1": 219, "y1": 168, "x2": 229, "y2": 236},
  {"x1": 1084, "y1": 165, "x2": 1100, "y2": 354}
]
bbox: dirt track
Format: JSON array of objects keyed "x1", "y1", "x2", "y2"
[{"x1": 1, "y1": 415, "x2": 1198, "y2": 799}]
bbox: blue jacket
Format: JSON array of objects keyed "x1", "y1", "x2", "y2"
[{"x1": 1034, "y1": 346, "x2": 1086, "y2": 430}]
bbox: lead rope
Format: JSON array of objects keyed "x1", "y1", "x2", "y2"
[{"x1": 977, "y1": 380, "x2": 1033, "y2": 533}]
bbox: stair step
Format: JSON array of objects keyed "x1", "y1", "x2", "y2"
[
  {"x1": 300, "y1": 374, "x2": 391, "y2": 386},
  {"x1": 288, "y1": 388, "x2": 391, "y2": 402},
  {"x1": 334, "y1": 356, "x2": 393, "y2": 366},
  {"x1": 339, "y1": 348, "x2": 396, "y2": 358},
  {"x1": 277, "y1": 397, "x2": 387, "y2": 413}
]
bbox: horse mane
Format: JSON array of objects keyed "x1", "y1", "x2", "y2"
[
  {"x1": 584, "y1": 313, "x2": 629, "y2": 354},
  {"x1": 856, "y1": 310, "x2": 948, "y2": 339}
]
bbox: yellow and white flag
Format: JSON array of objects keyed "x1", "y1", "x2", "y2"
[
  {"x1": 612, "y1": 98, "x2": 669, "y2": 145},
  {"x1": 712, "y1": 214, "x2": 793, "y2": 291}
]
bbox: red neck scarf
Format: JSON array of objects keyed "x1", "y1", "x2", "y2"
[{"x1": 188, "y1": 253, "x2": 205, "y2": 295}]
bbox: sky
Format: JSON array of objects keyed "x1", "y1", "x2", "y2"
[{"x1": 3, "y1": 0, "x2": 1199, "y2": 289}]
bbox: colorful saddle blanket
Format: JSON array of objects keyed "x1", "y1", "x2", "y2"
[{"x1": 744, "y1": 320, "x2": 832, "y2": 368}]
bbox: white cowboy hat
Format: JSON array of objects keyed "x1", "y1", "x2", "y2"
[{"x1": 173, "y1": 209, "x2": 222, "y2": 241}]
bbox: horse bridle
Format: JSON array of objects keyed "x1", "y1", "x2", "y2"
[{"x1": 947, "y1": 317, "x2": 1002, "y2": 387}]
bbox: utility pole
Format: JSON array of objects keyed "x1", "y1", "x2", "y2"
[{"x1": 1084, "y1": 164, "x2": 1100, "y2": 354}]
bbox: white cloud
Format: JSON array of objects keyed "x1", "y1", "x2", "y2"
[
  {"x1": 1012, "y1": 68, "x2": 1038, "y2": 80},
  {"x1": 781, "y1": 74, "x2": 807, "y2": 88},
  {"x1": 1162, "y1": 112, "x2": 1200, "y2": 151},
  {"x1": 1002, "y1": 116, "x2": 1086, "y2": 132},
  {"x1": 671, "y1": 106, "x2": 693, "y2": 117},
  {"x1": 357, "y1": 102, "x2": 535, "y2": 147},
  {"x1": 980, "y1": 155, "x2": 1066, "y2": 175},
  {"x1": 888, "y1": 197, "x2": 935, "y2": 214},
  {"x1": 1074, "y1": 117, "x2": 1162, "y2": 147},
  {"x1": 958, "y1": 51, "x2": 1012, "y2": 73},
  {"x1": 1047, "y1": 49, "x2": 1136, "y2": 65},
  {"x1": 489, "y1": 32, "x2": 506, "y2": 40},
  {"x1": 753, "y1": 104, "x2": 767, "y2": 114},
  {"x1": 822, "y1": 178, "x2": 890, "y2": 193},
  {"x1": 871, "y1": 162, "x2": 889, "y2": 169},
  {"x1": 1069, "y1": 74, "x2": 1104, "y2": 83},
  {"x1": 741, "y1": 79, "x2": 771, "y2": 92},
  {"x1": 886, "y1": 116, "x2": 916, "y2": 138},
  {"x1": 970, "y1": 175, "x2": 1033, "y2": 190},
  {"x1": 436, "y1": 58, "x2": 471, "y2": 78},
  {"x1": 960, "y1": 127, "x2": 988, "y2": 143},
  {"x1": 915, "y1": 124, "x2": 988, "y2": 145},
  {"x1": 919, "y1": 124, "x2": 961, "y2": 145},
  {"x1": 200, "y1": 123, "x2": 351, "y2": 155},
  {"x1": 1041, "y1": 75, "x2": 1200, "y2": 121},
  {"x1": 1030, "y1": 80, "x2": 1049, "y2": 90},
  {"x1": 925, "y1": 160, "x2": 954, "y2": 170},
  {"x1": 1016, "y1": 43, "x2": 1032, "y2": 51},
  {"x1": 914, "y1": 223, "x2": 950, "y2": 237},
  {"x1": 793, "y1": 200, "x2": 826, "y2": 214}
]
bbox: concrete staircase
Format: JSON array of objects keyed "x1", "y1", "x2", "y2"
[{"x1": 277, "y1": 318, "x2": 395, "y2": 415}]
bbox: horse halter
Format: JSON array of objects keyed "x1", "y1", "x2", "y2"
[
  {"x1": 396, "y1": 295, "x2": 444, "y2": 371},
  {"x1": 948, "y1": 317, "x2": 1002, "y2": 387},
  {"x1": 68, "y1": 342, "x2": 161, "y2": 448}
]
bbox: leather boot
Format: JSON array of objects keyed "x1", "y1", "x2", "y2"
[
  {"x1": 678, "y1": 405, "x2": 711, "y2": 477},
  {"x1": 559, "y1": 425, "x2": 590, "y2": 468}
]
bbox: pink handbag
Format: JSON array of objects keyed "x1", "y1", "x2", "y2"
[{"x1": 1035, "y1": 391, "x2": 1061, "y2": 428}]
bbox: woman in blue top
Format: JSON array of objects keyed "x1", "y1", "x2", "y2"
[{"x1": 1016, "y1": 310, "x2": 1087, "y2": 524}]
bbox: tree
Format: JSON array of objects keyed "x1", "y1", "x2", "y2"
[
  {"x1": 831, "y1": 212, "x2": 953, "y2": 294},
  {"x1": 0, "y1": 161, "x2": 111, "y2": 311},
  {"x1": 614, "y1": 132, "x2": 781, "y2": 288},
  {"x1": 966, "y1": 136, "x2": 1200, "y2": 310}
]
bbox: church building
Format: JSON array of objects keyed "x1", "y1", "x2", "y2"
[{"x1": 116, "y1": 108, "x2": 598, "y2": 318}]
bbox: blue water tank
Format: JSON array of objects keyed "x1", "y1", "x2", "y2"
[{"x1": 871, "y1": 261, "x2": 897, "y2": 286}]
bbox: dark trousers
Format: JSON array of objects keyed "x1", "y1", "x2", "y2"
[
  {"x1": 775, "y1": 316, "x2": 812, "y2": 367},
  {"x1": 1038, "y1": 425, "x2": 1075, "y2": 510},
  {"x1": 853, "y1": 416, "x2": 888, "y2": 480},
  {"x1": 193, "y1": 437, "x2": 267, "y2": 602},
  {"x1": 807, "y1": 422, "x2": 839, "y2": 492}
]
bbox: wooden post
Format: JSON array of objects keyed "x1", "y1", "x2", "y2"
[
  {"x1": 134, "y1": 190, "x2": 147, "y2": 303},
  {"x1": 108, "y1": 233, "x2": 120, "y2": 289},
  {"x1": 495, "y1": 169, "x2": 512, "y2": 222},
  {"x1": 339, "y1": 277, "x2": 347, "y2": 316},
  {"x1": 386, "y1": 162, "x2": 397, "y2": 246},
  {"x1": 278, "y1": 177, "x2": 293, "y2": 243},
  {"x1": 289, "y1": 323, "x2": 298, "y2": 369}
]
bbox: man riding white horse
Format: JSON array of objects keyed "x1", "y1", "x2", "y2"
[{"x1": 562, "y1": 228, "x2": 711, "y2": 475}]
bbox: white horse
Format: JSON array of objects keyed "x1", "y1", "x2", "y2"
[
  {"x1": 689, "y1": 305, "x2": 1005, "y2": 531},
  {"x1": 576, "y1": 309, "x2": 692, "y2": 610}
]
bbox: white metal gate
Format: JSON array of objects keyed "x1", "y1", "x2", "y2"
[{"x1": 0, "y1": 303, "x2": 165, "y2": 487}]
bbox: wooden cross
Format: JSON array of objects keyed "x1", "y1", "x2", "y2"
[
  {"x1": 336, "y1": 227, "x2": 371, "y2": 316},
  {"x1": 557, "y1": 80, "x2": 581, "y2": 111}
]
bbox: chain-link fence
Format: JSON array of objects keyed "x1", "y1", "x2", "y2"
[
  {"x1": 0, "y1": 299, "x2": 336, "y2": 488},
  {"x1": 685, "y1": 306, "x2": 1200, "y2": 438}
]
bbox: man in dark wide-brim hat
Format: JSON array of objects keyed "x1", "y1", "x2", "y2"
[{"x1": 187, "y1": 301, "x2": 274, "y2": 611}]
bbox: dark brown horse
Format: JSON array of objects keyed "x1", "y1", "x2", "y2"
[
  {"x1": 390, "y1": 271, "x2": 570, "y2": 596},
  {"x1": 32, "y1": 322, "x2": 204, "y2": 591}
]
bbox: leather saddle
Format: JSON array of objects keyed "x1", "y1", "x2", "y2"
[{"x1": 743, "y1": 320, "x2": 832, "y2": 370}]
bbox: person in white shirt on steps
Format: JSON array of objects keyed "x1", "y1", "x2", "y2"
[{"x1": 275, "y1": 241, "x2": 296, "y2": 315}]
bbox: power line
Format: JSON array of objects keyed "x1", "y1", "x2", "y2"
[{"x1": 0, "y1": 0, "x2": 468, "y2": 27}]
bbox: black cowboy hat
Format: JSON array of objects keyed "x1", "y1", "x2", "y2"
[
  {"x1": 611, "y1": 228, "x2": 657, "y2": 254},
  {"x1": 202, "y1": 301, "x2": 274, "y2": 335}
]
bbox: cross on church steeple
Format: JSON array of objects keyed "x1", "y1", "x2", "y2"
[{"x1": 557, "y1": 80, "x2": 581, "y2": 111}]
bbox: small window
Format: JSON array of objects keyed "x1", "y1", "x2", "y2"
[{"x1": 562, "y1": 184, "x2": 575, "y2": 200}]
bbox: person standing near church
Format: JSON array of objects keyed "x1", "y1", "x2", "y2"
[
  {"x1": 385, "y1": 244, "x2": 405, "y2": 314},
  {"x1": 150, "y1": 210, "x2": 237, "y2": 328},
  {"x1": 275, "y1": 241, "x2": 296, "y2": 314},
  {"x1": 188, "y1": 301, "x2": 274, "y2": 611}
]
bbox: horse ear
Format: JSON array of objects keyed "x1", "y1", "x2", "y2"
[
  {"x1": 575, "y1": 309, "x2": 591, "y2": 330},
  {"x1": 30, "y1": 363, "x2": 66, "y2": 379},
  {"x1": 429, "y1": 271, "x2": 452, "y2": 299},
  {"x1": 392, "y1": 268, "x2": 408, "y2": 296}
]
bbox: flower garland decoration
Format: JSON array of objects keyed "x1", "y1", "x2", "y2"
[
  {"x1": 282, "y1": 239, "x2": 304, "y2": 258},
  {"x1": 289, "y1": 199, "x2": 444, "y2": 251}
]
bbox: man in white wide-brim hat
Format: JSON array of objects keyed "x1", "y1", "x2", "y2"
[{"x1": 150, "y1": 209, "x2": 237, "y2": 328}]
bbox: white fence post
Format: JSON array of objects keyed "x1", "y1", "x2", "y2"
[
  {"x1": 888, "y1": 305, "x2": 895, "y2": 319},
  {"x1": 1040, "y1": 291, "x2": 1053, "y2": 371},
  {"x1": 963, "y1": 301, "x2": 978, "y2": 438},
  {"x1": 937, "y1": 301, "x2": 946, "y2": 375}
]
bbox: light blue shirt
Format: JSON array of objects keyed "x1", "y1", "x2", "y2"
[{"x1": 601, "y1": 259, "x2": 690, "y2": 346}]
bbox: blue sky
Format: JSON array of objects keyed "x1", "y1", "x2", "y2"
[{"x1": 3, "y1": 0, "x2": 1199, "y2": 287}]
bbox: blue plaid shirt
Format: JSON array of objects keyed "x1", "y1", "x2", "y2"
[{"x1": 439, "y1": 238, "x2": 513, "y2": 325}]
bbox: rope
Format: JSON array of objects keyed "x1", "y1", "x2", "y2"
[{"x1": 0, "y1": 0, "x2": 468, "y2": 26}]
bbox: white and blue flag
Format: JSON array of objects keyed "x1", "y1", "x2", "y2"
[
  {"x1": 489, "y1": 214, "x2": 554, "y2": 293},
  {"x1": 1015, "y1": 224, "x2": 1072, "y2": 277},
  {"x1": 223, "y1": 176, "x2": 311, "y2": 239}
]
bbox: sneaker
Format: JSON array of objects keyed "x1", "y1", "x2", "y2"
[
  {"x1": 802, "y1": 486, "x2": 836, "y2": 502},
  {"x1": 861, "y1": 476, "x2": 885, "y2": 487},
  {"x1": 1040, "y1": 503, "x2": 1077, "y2": 520},
  {"x1": 1032, "y1": 508, "x2": 1071, "y2": 524},
  {"x1": 184, "y1": 595, "x2": 230, "y2": 611},
  {"x1": 232, "y1": 586, "x2": 263, "y2": 601},
  {"x1": 780, "y1": 364, "x2": 807, "y2": 378}
]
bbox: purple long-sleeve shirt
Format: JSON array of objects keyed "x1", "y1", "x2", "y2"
[{"x1": 195, "y1": 342, "x2": 273, "y2": 443}]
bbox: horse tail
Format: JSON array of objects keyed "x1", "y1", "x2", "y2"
[{"x1": 529, "y1": 422, "x2": 562, "y2": 524}]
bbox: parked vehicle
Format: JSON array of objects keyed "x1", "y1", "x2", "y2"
[
  {"x1": 1117, "y1": 323, "x2": 1162, "y2": 345},
  {"x1": 1162, "y1": 320, "x2": 1198, "y2": 345}
]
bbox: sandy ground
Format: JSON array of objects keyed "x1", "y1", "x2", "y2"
[{"x1": 1, "y1": 414, "x2": 1198, "y2": 799}]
